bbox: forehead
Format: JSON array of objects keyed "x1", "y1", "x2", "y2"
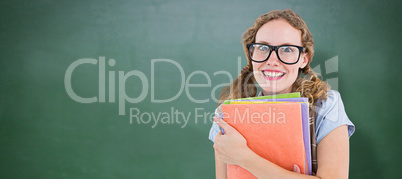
[{"x1": 255, "y1": 19, "x2": 302, "y2": 46}]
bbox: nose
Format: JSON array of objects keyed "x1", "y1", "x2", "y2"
[{"x1": 266, "y1": 50, "x2": 281, "y2": 66}]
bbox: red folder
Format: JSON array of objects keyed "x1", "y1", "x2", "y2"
[{"x1": 221, "y1": 103, "x2": 306, "y2": 178}]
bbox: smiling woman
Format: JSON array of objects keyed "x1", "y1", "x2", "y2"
[
  {"x1": 209, "y1": 9, "x2": 355, "y2": 179},
  {"x1": 251, "y1": 19, "x2": 307, "y2": 94}
]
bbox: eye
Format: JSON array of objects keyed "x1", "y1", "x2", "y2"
[
  {"x1": 280, "y1": 46, "x2": 293, "y2": 52},
  {"x1": 257, "y1": 45, "x2": 269, "y2": 52}
]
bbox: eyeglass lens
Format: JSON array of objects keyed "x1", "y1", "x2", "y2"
[{"x1": 249, "y1": 44, "x2": 300, "y2": 64}]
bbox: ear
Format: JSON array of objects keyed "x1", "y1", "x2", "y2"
[{"x1": 300, "y1": 53, "x2": 308, "y2": 69}]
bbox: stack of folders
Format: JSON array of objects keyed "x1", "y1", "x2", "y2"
[{"x1": 220, "y1": 92, "x2": 312, "y2": 178}]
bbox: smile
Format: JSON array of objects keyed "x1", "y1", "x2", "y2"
[
  {"x1": 261, "y1": 70, "x2": 285, "y2": 80},
  {"x1": 262, "y1": 70, "x2": 285, "y2": 77}
]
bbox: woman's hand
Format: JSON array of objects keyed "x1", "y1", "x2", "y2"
[
  {"x1": 213, "y1": 116, "x2": 313, "y2": 178},
  {"x1": 213, "y1": 116, "x2": 252, "y2": 166},
  {"x1": 293, "y1": 164, "x2": 301, "y2": 173}
]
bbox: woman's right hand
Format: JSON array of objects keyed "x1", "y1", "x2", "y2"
[{"x1": 213, "y1": 116, "x2": 252, "y2": 166}]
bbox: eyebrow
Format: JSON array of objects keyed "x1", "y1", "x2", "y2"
[{"x1": 256, "y1": 41, "x2": 300, "y2": 46}]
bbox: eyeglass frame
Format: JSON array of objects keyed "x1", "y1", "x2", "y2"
[{"x1": 246, "y1": 43, "x2": 305, "y2": 65}]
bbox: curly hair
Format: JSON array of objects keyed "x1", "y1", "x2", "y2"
[{"x1": 218, "y1": 9, "x2": 329, "y2": 107}]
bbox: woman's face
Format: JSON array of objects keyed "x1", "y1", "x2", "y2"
[{"x1": 252, "y1": 19, "x2": 308, "y2": 95}]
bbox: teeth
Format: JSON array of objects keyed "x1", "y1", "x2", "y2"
[{"x1": 263, "y1": 71, "x2": 284, "y2": 77}]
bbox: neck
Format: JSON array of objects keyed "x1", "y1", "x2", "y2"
[{"x1": 261, "y1": 86, "x2": 292, "y2": 96}]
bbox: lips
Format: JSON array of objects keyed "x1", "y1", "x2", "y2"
[{"x1": 261, "y1": 69, "x2": 285, "y2": 80}]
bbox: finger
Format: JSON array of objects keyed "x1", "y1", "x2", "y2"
[
  {"x1": 214, "y1": 130, "x2": 223, "y2": 144},
  {"x1": 214, "y1": 117, "x2": 231, "y2": 134},
  {"x1": 214, "y1": 116, "x2": 228, "y2": 127},
  {"x1": 220, "y1": 127, "x2": 226, "y2": 135},
  {"x1": 215, "y1": 127, "x2": 224, "y2": 139},
  {"x1": 214, "y1": 119, "x2": 226, "y2": 135},
  {"x1": 213, "y1": 116, "x2": 220, "y2": 122},
  {"x1": 216, "y1": 129, "x2": 223, "y2": 136},
  {"x1": 293, "y1": 164, "x2": 301, "y2": 173}
]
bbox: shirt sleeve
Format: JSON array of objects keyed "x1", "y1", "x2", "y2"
[
  {"x1": 208, "y1": 105, "x2": 223, "y2": 143},
  {"x1": 315, "y1": 90, "x2": 355, "y2": 144}
]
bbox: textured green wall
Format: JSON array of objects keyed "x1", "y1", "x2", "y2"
[{"x1": 1, "y1": 0, "x2": 401, "y2": 178}]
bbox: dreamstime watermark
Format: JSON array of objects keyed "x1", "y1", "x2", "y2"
[{"x1": 64, "y1": 55, "x2": 339, "y2": 127}]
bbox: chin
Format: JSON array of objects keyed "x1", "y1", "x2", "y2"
[{"x1": 261, "y1": 85, "x2": 292, "y2": 95}]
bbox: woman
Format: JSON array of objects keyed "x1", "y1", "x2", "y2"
[{"x1": 208, "y1": 9, "x2": 355, "y2": 178}]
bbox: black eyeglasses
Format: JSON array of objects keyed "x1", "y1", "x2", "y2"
[{"x1": 246, "y1": 43, "x2": 305, "y2": 65}]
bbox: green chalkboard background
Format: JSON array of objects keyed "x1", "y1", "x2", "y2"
[{"x1": 1, "y1": 0, "x2": 401, "y2": 178}]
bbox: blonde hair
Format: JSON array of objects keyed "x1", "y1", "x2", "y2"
[{"x1": 219, "y1": 9, "x2": 329, "y2": 107}]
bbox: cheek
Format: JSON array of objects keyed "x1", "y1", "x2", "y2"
[
  {"x1": 251, "y1": 62, "x2": 259, "y2": 69},
  {"x1": 252, "y1": 62, "x2": 261, "y2": 76},
  {"x1": 252, "y1": 62, "x2": 264, "y2": 72},
  {"x1": 288, "y1": 59, "x2": 305, "y2": 76},
  {"x1": 286, "y1": 66, "x2": 300, "y2": 80}
]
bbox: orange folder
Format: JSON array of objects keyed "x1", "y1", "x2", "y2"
[{"x1": 221, "y1": 103, "x2": 306, "y2": 178}]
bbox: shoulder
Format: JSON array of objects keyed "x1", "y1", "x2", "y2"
[
  {"x1": 314, "y1": 90, "x2": 355, "y2": 144},
  {"x1": 315, "y1": 90, "x2": 341, "y2": 111},
  {"x1": 315, "y1": 90, "x2": 346, "y2": 121}
]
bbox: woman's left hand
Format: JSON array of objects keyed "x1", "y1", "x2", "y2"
[{"x1": 213, "y1": 116, "x2": 252, "y2": 166}]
